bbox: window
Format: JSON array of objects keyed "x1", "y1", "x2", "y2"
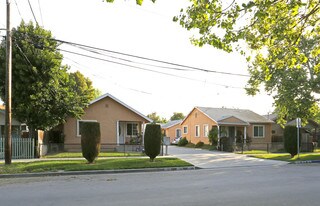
[
  {"x1": 253, "y1": 125, "x2": 264, "y2": 138},
  {"x1": 183, "y1": 126, "x2": 188, "y2": 134},
  {"x1": 77, "y1": 120, "x2": 97, "y2": 136},
  {"x1": 203, "y1": 124, "x2": 209, "y2": 137},
  {"x1": 127, "y1": 123, "x2": 138, "y2": 136},
  {"x1": 176, "y1": 129, "x2": 181, "y2": 138},
  {"x1": 195, "y1": 125, "x2": 200, "y2": 137}
]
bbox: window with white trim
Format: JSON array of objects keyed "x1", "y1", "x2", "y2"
[
  {"x1": 195, "y1": 125, "x2": 200, "y2": 137},
  {"x1": 253, "y1": 125, "x2": 265, "y2": 138},
  {"x1": 203, "y1": 124, "x2": 209, "y2": 137},
  {"x1": 127, "y1": 123, "x2": 138, "y2": 136},
  {"x1": 77, "y1": 120, "x2": 97, "y2": 137},
  {"x1": 183, "y1": 126, "x2": 188, "y2": 134}
]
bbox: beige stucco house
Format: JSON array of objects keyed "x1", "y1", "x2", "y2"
[
  {"x1": 181, "y1": 107, "x2": 274, "y2": 148},
  {"x1": 63, "y1": 93, "x2": 151, "y2": 151},
  {"x1": 161, "y1": 120, "x2": 183, "y2": 143}
]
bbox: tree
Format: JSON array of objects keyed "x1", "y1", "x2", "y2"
[
  {"x1": 105, "y1": 0, "x2": 156, "y2": 6},
  {"x1": 0, "y1": 21, "x2": 96, "y2": 132},
  {"x1": 174, "y1": 0, "x2": 320, "y2": 125},
  {"x1": 170, "y1": 112, "x2": 185, "y2": 121},
  {"x1": 147, "y1": 112, "x2": 167, "y2": 123},
  {"x1": 144, "y1": 124, "x2": 161, "y2": 162},
  {"x1": 81, "y1": 122, "x2": 101, "y2": 163},
  {"x1": 208, "y1": 127, "x2": 218, "y2": 146}
]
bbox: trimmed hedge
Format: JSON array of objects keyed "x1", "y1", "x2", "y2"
[
  {"x1": 195, "y1": 141, "x2": 204, "y2": 148},
  {"x1": 284, "y1": 125, "x2": 301, "y2": 158},
  {"x1": 80, "y1": 122, "x2": 101, "y2": 163},
  {"x1": 144, "y1": 124, "x2": 161, "y2": 162}
]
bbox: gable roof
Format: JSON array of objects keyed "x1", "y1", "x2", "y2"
[
  {"x1": 161, "y1": 120, "x2": 182, "y2": 129},
  {"x1": 182, "y1": 107, "x2": 273, "y2": 125},
  {"x1": 90, "y1": 93, "x2": 152, "y2": 123}
]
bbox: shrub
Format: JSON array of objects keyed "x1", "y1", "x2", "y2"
[
  {"x1": 144, "y1": 124, "x2": 161, "y2": 162},
  {"x1": 219, "y1": 136, "x2": 234, "y2": 152},
  {"x1": 195, "y1": 141, "x2": 204, "y2": 148},
  {"x1": 208, "y1": 127, "x2": 218, "y2": 145},
  {"x1": 178, "y1": 137, "x2": 188, "y2": 146},
  {"x1": 81, "y1": 122, "x2": 101, "y2": 163},
  {"x1": 284, "y1": 125, "x2": 301, "y2": 158}
]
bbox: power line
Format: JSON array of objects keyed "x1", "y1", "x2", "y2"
[
  {"x1": 59, "y1": 48, "x2": 243, "y2": 89},
  {"x1": 37, "y1": 0, "x2": 44, "y2": 27},
  {"x1": 27, "y1": 0, "x2": 39, "y2": 25},
  {"x1": 14, "y1": 0, "x2": 23, "y2": 21}
]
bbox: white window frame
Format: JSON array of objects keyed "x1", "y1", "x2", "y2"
[
  {"x1": 77, "y1": 120, "x2": 97, "y2": 137},
  {"x1": 203, "y1": 124, "x2": 209, "y2": 137},
  {"x1": 126, "y1": 122, "x2": 139, "y2": 136},
  {"x1": 253, "y1": 125, "x2": 265, "y2": 138},
  {"x1": 183, "y1": 126, "x2": 188, "y2": 134},
  {"x1": 195, "y1": 125, "x2": 200, "y2": 137}
]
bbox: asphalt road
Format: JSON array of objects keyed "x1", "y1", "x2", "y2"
[{"x1": 0, "y1": 164, "x2": 319, "y2": 206}]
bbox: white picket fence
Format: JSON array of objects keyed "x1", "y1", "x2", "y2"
[{"x1": 0, "y1": 137, "x2": 34, "y2": 159}]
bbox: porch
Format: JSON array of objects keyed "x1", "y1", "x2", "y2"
[{"x1": 117, "y1": 121, "x2": 144, "y2": 145}]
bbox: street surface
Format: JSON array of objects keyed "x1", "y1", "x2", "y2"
[{"x1": 0, "y1": 164, "x2": 319, "y2": 206}]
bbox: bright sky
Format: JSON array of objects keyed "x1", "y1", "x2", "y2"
[{"x1": 0, "y1": 0, "x2": 274, "y2": 119}]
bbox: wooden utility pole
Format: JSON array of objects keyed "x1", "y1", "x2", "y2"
[{"x1": 5, "y1": 0, "x2": 12, "y2": 165}]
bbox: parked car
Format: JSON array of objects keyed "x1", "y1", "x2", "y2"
[{"x1": 171, "y1": 137, "x2": 182, "y2": 145}]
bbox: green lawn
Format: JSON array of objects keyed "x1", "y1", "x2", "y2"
[
  {"x1": 249, "y1": 152, "x2": 320, "y2": 162},
  {"x1": 0, "y1": 158, "x2": 192, "y2": 174},
  {"x1": 43, "y1": 152, "x2": 144, "y2": 158}
]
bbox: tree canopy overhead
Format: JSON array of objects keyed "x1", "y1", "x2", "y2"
[
  {"x1": 174, "y1": 0, "x2": 320, "y2": 125},
  {"x1": 170, "y1": 112, "x2": 185, "y2": 121},
  {"x1": 0, "y1": 21, "x2": 97, "y2": 131}
]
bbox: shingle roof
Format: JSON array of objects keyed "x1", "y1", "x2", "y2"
[
  {"x1": 197, "y1": 107, "x2": 273, "y2": 124},
  {"x1": 161, "y1": 120, "x2": 182, "y2": 129}
]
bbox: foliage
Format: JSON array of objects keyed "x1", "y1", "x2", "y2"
[
  {"x1": 219, "y1": 137, "x2": 234, "y2": 152},
  {"x1": 105, "y1": 0, "x2": 156, "y2": 6},
  {"x1": 195, "y1": 141, "x2": 204, "y2": 148},
  {"x1": 81, "y1": 122, "x2": 101, "y2": 163},
  {"x1": 43, "y1": 152, "x2": 144, "y2": 158},
  {"x1": 0, "y1": 21, "x2": 96, "y2": 131},
  {"x1": 147, "y1": 112, "x2": 167, "y2": 124},
  {"x1": 178, "y1": 137, "x2": 188, "y2": 146},
  {"x1": 208, "y1": 127, "x2": 218, "y2": 145},
  {"x1": 170, "y1": 112, "x2": 185, "y2": 121},
  {"x1": 284, "y1": 125, "x2": 301, "y2": 158},
  {"x1": 174, "y1": 0, "x2": 320, "y2": 125},
  {"x1": 144, "y1": 124, "x2": 161, "y2": 162}
]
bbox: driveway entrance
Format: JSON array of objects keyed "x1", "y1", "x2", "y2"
[{"x1": 168, "y1": 146, "x2": 287, "y2": 169}]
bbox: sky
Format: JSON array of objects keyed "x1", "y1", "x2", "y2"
[{"x1": 0, "y1": 0, "x2": 274, "y2": 119}]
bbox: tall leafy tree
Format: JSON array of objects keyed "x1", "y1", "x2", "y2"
[
  {"x1": 147, "y1": 112, "x2": 167, "y2": 123},
  {"x1": 174, "y1": 0, "x2": 320, "y2": 125},
  {"x1": 170, "y1": 112, "x2": 185, "y2": 121},
  {"x1": 0, "y1": 21, "x2": 96, "y2": 132}
]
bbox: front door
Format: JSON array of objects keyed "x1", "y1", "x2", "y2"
[
  {"x1": 118, "y1": 122, "x2": 125, "y2": 144},
  {"x1": 176, "y1": 129, "x2": 181, "y2": 138}
]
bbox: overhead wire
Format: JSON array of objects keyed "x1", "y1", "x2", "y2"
[
  {"x1": 37, "y1": 0, "x2": 44, "y2": 27},
  {"x1": 27, "y1": 0, "x2": 39, "y2": 25}
]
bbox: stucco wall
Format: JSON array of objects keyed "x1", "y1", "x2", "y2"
[
  {"x1": 182, "y1": 108, "x2": 216, "y2": 144},
  {"x1": 164, "y1": 124, "x2": 182, "y2": 143},
  {"x1": 63, "y1": 96, "x2": 148, "y2": 150}
]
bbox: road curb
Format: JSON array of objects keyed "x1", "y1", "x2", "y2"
[
  {"x1": 290, "y1": 160, "x2": 320, "y2": 164},
  {"x1": 0, "y1": 166, "x2": 198, "y2": 179}
]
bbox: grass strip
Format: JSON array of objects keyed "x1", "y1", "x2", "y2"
[
  {"x1": 43, "y1": 152, "x2": 144, "y2": 158},
  {"x1": 0, "y1": 158, "x2": 192, "y2": 174},
  {"x1": 249, "y1": 152, "x2": 320, "y2": 162}
]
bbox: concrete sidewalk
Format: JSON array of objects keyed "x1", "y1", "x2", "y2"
[{"x1": 168, "y1": 146, "x2": 288, "y2": 169}]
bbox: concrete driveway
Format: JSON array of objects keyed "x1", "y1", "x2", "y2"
[{"x1": 168, "y1": 146, "x2": 288, "y2": 169}]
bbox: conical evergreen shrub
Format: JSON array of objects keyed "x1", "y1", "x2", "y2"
[
  {"x1": 80, "y1": 121, "x2": 101, "y2": 163},
  {"x1": 144, "y1": 124, "x2": 161, "y2": 162},
  {"x1": 284, "y1": 125, "x2": 301, "y2": 158}
]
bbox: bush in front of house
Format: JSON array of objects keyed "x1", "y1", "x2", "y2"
[
  {"x1": 144, "y1": 124, "x2": 161, "y2": 162},
  {"x1": 219, "y1": 136, "x2": 234, "y2": 152},
  {"x1": 178, "y1": 137, "x2": 188, "y2": 146},
  {"x1": 284, "y1": 125, "x2": 301, "y2": 158},
  {"x1": 81, "y1": 122, "x2": 101, "y2": 163},
  {"x1": 195, "y1": 141, "x2": 204, "y2": 148},
  {"x1": 208, "y1": 127, "x2": 218, "y2": 145}
]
